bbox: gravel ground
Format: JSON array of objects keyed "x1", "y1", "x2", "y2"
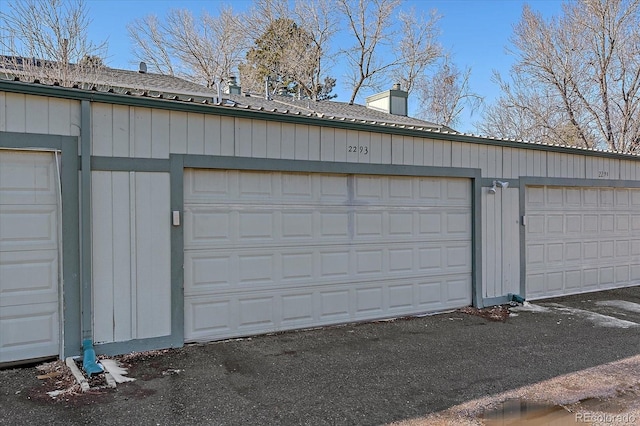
[{"x1": 1, "y1": 286, "x2": 638, "y2": 425}]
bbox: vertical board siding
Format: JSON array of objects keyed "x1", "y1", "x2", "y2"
[
  {"x1": 1, "y1": 93, "x2": 79, "y2": 136},
  {"x1": 319, "y1": 126, "x2": 334, "y2": 161},
  {"x1": 414, "y1": 136, "x2": 425, "y2": 166},
  {"x1": 5, "y1": 92, "x2": 26, "y2": 132},
  {"x1": 502, "y1": 188, "x2": 520, "y2": 296},
  {"x1": 391, "y1": 134, "x2": 402, "y2": 164},
  {"x1": 187, "y1": 113, "x2": 205, "y2": 155},
  {"x1": 380, "y1": 134, "x2": 392, "y2": 164},
  {"x1": 235, "y1": 117, "x2": 252, "y2": 157},
  {"x1": 92, "y1": 103, "x2": 113, "y2": 156},
  {"x1": 220, "y1": 115, "x2": 235, "y2": 156},
  {"x1": 92, "y1": 172, "x2": 125, "y2": 343},
  {"x1": 133, "y1": 107, "x2": 152, "y2": 158},
  {"x1": 133, "y1": 172, "x2": 171, "y2": 339},
  {"x1": 152, "y1": 109, "x2": 171, "y2": 158},
  {"x1": 335, "y1": 128, "x2": 347, "y2": 162},
  {"x1": 25, "y1": 95, "x2": 48, "y2": 134},
  {"x1": 169, "y1": 110, "x2": 188, "y2": 154},
  {"x1": 48, "y1": 98, "x2": 74, "y2": 136},
  {"x1": 308, "y1": 126, "x2": 320, "y2": 161},
  {"x1": 252, "y1": 120, "x2": 267, "y2": 158},
  {"x1": 358, "y1": 131, "x2": 371, "y2": 164},
  {"x1": 92, "y1": 171, "x2": 171, "y2": 344},
  {"x1": 281, "y1": 122, "x2": 295, "y2": 160},
  {"x1": 266, "y1": 121, "x2": 282, "y2": 159},
  {"x1": 0, "y1": 92, "x2": 5, "y2": 131},
  {"x1": 112, "y1": 105, "x2": 130, "y2": 156},
  {"x1": 204, "y1": 115, "x2": 222, "y2": 155},
  {"x1": 346, "y1": 129, "x2": 358, "y2": 163},
  {"x1": 295, "y1": 124, "x2": 310, "y2": 160},
  {"x1": 403, "y1": 135, "x2": 414, "y2": 165},
  {"x1": 482, "y1": 188, "x2": 501, "y2": 298}
]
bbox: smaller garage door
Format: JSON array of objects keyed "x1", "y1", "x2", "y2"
[
  {"x1": 0, "y1": 150, "x2": 61, "y2": 363},
  {"x1": 525, "y1": 185, "x2": 640, "y2": 299},
  {"x1": 183, "y1": 170, "x2": 472, "y2": 342}
]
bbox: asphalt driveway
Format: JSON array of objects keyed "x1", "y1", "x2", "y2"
[{"x1": 1, "y1": 286, "x2": 639, "y2": 425}]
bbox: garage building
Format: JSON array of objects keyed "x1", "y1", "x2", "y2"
[{"x1": 1, "y1": 72, "x2": 639, "y2": 364}]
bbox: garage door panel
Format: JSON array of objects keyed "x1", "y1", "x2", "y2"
[
  {"x1": 0, "y1": 302, "x2": 59, "y2": 363},
  {"x1": 0, "y1": 150, "x2": 60, "y2": 364},
  {"x1": 184, "y1": 170, "x2": 472, "y2": 342},
  {"x1": 0, "y1": 151, "x2": 58, "y2": 205},
  {"x1": 185, "y1": 273, "x2": 473, "y2": 341},
  {"x1": 0, "y1": 250, "x2": 58, "y2": 307},
  {"x1": 0, "y1": 205, "x2": 57, "y2": 251},
  {"x1": 526, "y1": 185, "x2": 640, "y2": 298}
]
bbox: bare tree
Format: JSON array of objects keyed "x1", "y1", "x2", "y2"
[
  {"x1": 128, "y1": 6, "x2": 245, "y2": 88},
  {"x1": 481, "y1": 0, "x2": 640, "y2": 153},
  {"x1": 338, "y1": 0, "x2": 401, "y2": 104},
  {"x1": 0, "y1": 0, "x2": 107, "y2": 87},
  {"x1": 416, "y1": 56, "x2": 482, "y2": 127},
  {"x1": 126, "y1": 14, "x2": 175, "y2": 76},
  {"x1": 392, "y1": 7, "x2": 442, "y2": 94},
  {"x1": 293, "y1": 0, "x2": 339, "y2": 100},
  {"x1": 239, "y1": 0, "x2": 337, "y2": 100}
]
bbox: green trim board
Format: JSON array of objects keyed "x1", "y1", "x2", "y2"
[
  {"x1": 518, "y1": 176, "x2": 640, "y2": 299},
  {"x1": 169, "y1": 155, "x2": 185, "y2": 348},
  {"x1": 520, "y1": 176, "x2": 640, "y2": 188},
  {"x1": 2, "y1": 79, "x2": 640, "y2": 162},
  {"x1": 80, "y1": 100, "x2": 92, "y2": 342},
  {"x1": 183, "y1": 155, "x2": 482, "y2": 179},
  {"x1": 91, "y1": 156, "x2": 171, "y2": 172},
  {"x1": 0, "y1": 132, "x2": 81, "y2": 358},
  {"x1": 481, "y1": 178, "x2": 520, "y2": 188},
  {"x1": 472, "y1": 178, "x2": 483, "y2": 308}
]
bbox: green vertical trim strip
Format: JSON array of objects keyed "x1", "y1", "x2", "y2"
[
  {"x1": 170, "y1": 154, "x2": 185, "y2": 347},
  {"x1": 61, "y1": 137, "x2": 82, "y2": 357},
  {"x1": 472, "y1": 178, "x2": 483, "y2": 308},
  {"x1": 519, "y1": 181, "x2": 527, "y2": 298},
  {"x1": 80, "y1": 100, "x2": 92, "y2": 341}
]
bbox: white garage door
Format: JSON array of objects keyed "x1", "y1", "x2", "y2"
[
  {"x1": 525, "y1": 185, "x2": 640, "y2": 299},
  {"x1": 183, "y1": 170, "x2": 472, "y2": 342},
  {"x1": 0, "y1": 150, "x2": 60, "y2": 363}
]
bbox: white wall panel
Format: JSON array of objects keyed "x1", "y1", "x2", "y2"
[
  {"x1": 152, "y1": 109, "x2": 171, "y2": 158},
  {"x1": 1, "y1": 93, "x2": 79, "y2": 136},
  {"x1": 133, "y1": 107, "x2": 152, "y2": 158},
  {"x1": 295, "y1": 124, "x2": 310, "y2": 160},
  {"x1": 203, "y1": 115, "x2": 222, "y2": 155},
  {"x1": 187, "y1": 112, "x2": 205, "y2": 155},
  {"x1": 92, "y1": 171, "x2": 171, "y2": 344},
  {"x1": 169, "y1": 110, "x2": 188, "y2": 154}
]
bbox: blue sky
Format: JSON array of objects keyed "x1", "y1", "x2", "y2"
[{"x1": 84, "y1": 0, "x2": 565, "y2": 132}]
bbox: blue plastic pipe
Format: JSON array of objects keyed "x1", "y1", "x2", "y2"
[{"x1": 82, "y1": 339, "x2": 104, "y2": 376}]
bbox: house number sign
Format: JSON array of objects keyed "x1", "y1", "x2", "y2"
[{"x1": 348, "y1": 145, "x2": 369, "y2": 155}]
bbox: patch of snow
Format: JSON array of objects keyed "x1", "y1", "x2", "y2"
[
  {"x1": 99, "y1": 359, "x2": 135, "y2": 383},
  {"x1": 596, "y1": 300, "x2": 640, "y2": 314},
  {"x1": 550, "y1": 304, "x2": 638, "y2": 328},
  {"x1": 510, "y1": 302, "x2": 551, "y2": 313}
]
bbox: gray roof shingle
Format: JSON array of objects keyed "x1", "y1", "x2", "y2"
[{"x1": 0, "y1": 57, "x2": 447, "y2": 130}]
